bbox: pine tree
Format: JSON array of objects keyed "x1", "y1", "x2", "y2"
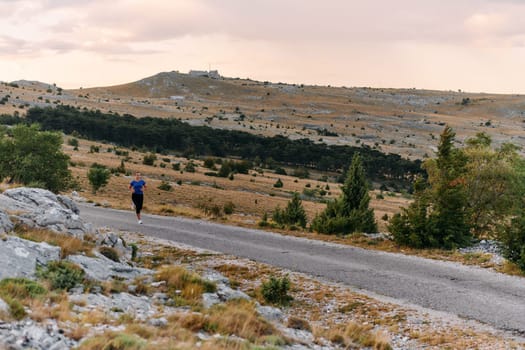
[
  {"x1": 272, "y1": 192, "x2": 307, "y2": 228},
  {"x1": 312, "y1": 153, "x2": 377, "y2": 235},
  {"x1": 389, "y1": 126, "x2": 471, "y2": 249}
]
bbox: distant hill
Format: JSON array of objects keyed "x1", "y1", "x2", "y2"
[{"x1": 2, "y1": 71, "x2": 525, "y2": 159}]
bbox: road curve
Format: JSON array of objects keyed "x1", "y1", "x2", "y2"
[{"x1": 79, "y1": 204, "x2": 525, "y2": 334}]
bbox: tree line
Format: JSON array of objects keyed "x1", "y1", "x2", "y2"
[{"x1": 1, "y1": 106, "x2": 423, "y2": 189}]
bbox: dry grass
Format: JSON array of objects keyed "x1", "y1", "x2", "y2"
[
  {"x1": 207, "y1": 299, "x2": 278, "y2": 343},
  {"x1": 67, "y1": 325, "x2": 91, "y2": 341},
  {"x1": 79, "y1": 309, "x2": 112, "y2": 325},
  {"x1": 287, "y1": 316, "x2": 311, "y2": 331},
  {"x1": 167, "y1": 312, "x2": 207, "y2": 332},
  {"x1": 14, "y1": 227, "x2": 93, "y2": 258},
  {"x1": 76, "y1": 332, "x2": 147, "y2": 350},
  {"x1": 496, "y1": 261, "x2": 525, "y2": 277},
  {"x1": 155, "y1": 265, "x2": 215, "y2": 304},
  {"x1": 319, "y1": 321, "x2": 392, "y2": 350}
]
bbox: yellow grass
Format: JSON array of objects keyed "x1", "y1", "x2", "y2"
[
  {"x1": 155, "y1": 265, "x2": 215, "y2": 304},
  {"x1": 207, "y1": 299, "x2": 279, "y2": 343},
  {"x1": 15, "y1": 227, "x2": 93, "y2": 258}
]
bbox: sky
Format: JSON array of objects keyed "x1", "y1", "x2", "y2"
[{"x1": 2, "y1": 0, "x2": 525, "y2": 93}]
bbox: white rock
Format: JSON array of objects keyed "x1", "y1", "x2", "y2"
[
  {"x1": 68, "y1": 253, "x2": 153, "y2": 281},
  {"x1": 0, "y1": 236, "x2": 60, "y2": 280}
]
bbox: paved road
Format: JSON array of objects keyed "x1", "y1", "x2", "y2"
[{"x1": 79, "y1": 204, "x2": 525, "y2": 335}]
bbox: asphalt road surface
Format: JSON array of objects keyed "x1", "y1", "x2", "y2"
[{"x1": 79, "y1": 204, "x2": 525, "y2": 335}]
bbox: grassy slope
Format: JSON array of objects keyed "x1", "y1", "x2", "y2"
[{"x1": 2, "y1": 73, "x2": 525, "y2": 161}]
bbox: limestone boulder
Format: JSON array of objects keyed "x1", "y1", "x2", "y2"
[
  {"x1": 0, "y1": 236, "x2": 60, "y2": 280},
  {"x1": 67, "y1": 253, "x2": 152, "y2": 281},
  {"x1": 0, "y1": 188, "x2": 92, "y2": 238}
]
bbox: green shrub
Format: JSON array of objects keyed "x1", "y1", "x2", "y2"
[
  {"x1": 5, "y1": 297, "x2": 25, "y2": 320},
  {"x1": 0, "y1": 278, "x2": 47, "y2": 299},
  {"x1": 99, "y1": 246, "x2": 120, "y2": 262},
  {"x1": 130, "y1": 244, "x2": 138, "y2": 261},
  {"x1": 87, "y1": 163, "x2": 111, "y2": 194},
  {"x1": 184, "y1": 161, "x2": 196, "y2": 173},
  {"x1": 272, "y1": 193, "x2": 307, "y2": 228},
  {"x1": 142, "y1": 153, "x2": 157, "y2": 166},
  {"x1": 258, "y1": 212, "x2": 270, "y2": 227},
  {"x1": 218, "y1": 162, "x2": 232, "y2": 178},
  {"x1": 274, "y1": 167, "x2": 287, "y2": 175},
  {"x1": 499, "y1": 215, "x2": 525, "y2": 271},
  {"x1": 37, "y1": 261, "x2": 85, "y2": 291},
  {"x1": 68, "y1": 138, "x2": 79, "y2": 149},
  {"x1": 157, "y1": 180, "x2": 172, "y2": 191},
  {"x1": 172, "y1": 163, "x2": 181, "y2": 171},
  {"x1": 223, "y1": 201, "x2": 235, "y2": 215},
  {"x1": 261, "y1": 275, "x2": 292, "y2": 306},
  {"x1": 203, "y1": 157, "x2": 216, "y2": 169},
  {"x1": 273, "y1": 178, "x2": 283, "y2": 188}
]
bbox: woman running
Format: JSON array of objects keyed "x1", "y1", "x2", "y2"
[{"x1": 129, "y1": 172, "x2": 146, "y2": 224}]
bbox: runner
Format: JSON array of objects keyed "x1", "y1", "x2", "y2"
[{"x1": 129, "y1": 172, "x2": 146, "y2": 224}]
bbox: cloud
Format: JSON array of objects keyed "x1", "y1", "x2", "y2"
[
  {"x1": 4, "y1": 0, "x2": 525, "y2": 58},
  {"x1": 3, "y1": 0, "x2": 525, "y2": 92}
]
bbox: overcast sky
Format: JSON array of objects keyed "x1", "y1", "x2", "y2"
[{"x1": 1, "y1": 0, "x2": 525, "y2": 92}]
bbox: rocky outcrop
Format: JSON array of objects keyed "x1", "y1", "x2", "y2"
[
  {"x1": 0, "y1": 188, "x2": 92, "y2": 238},
  {"x1": 97, "y1": 232, "x2": 131, "y2": 258},
  {"x1": 0, "y1": 236, "x2": 60, "y2": 280},
  {"x1": 69, "y1": 292, "x2": 156, "y2": 320},
  {"x1": 0, "y1": 320, "x2": 75, "y2": 350},
  {"x1": 201, "y1": 270, "x2": 250, "y2": 309},
  {"x1": 0, "y1": 210, "x2": 13, "y2": 234},
  {"x1": 67, "y1": 253, "x2": 152, "y2": 281}
]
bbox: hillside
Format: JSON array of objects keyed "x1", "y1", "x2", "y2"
[{"x1": 2, "y1": 72, "x2": 525, "y2": 160}]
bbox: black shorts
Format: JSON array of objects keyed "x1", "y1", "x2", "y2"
[{"x1": 131, "y1": 193, "x2": 144, "y2": 214}]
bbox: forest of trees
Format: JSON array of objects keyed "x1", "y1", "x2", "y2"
[{"x1": 0, "y1": 106, "x2": 424, "y2": 189}]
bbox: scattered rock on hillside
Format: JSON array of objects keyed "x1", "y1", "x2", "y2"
[
  {"x1": 0, "y1": 319, "x2": 76, "y2": 350},
  {"x1": 69, "y1": 292, "x2": 156, "y2": 320},
  {"x1": 97, "y1": 232, "x2": 131, "y2": 257},
  {"x1": 201, "y1": 270, "x2": 250, "y2": 309},
  {"x1": 459, "y1": 240, "x2": 504, "y2": 264},
  {"x1": 0, "y1": 236, "x2": 60, "y2": 280},
  {"x1": 0, "y1": 188, "x2": 92, "y2": 238},
  {"x1": 67, "y1": 253, "x2": 152, "y2": 281}
]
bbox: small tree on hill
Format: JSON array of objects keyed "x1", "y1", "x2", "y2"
[
  {"x1": 272, "y1": 192, "x2": 307, "y2": 228},
  {"x1": 87, "y1": 163, "x2": 110, "y2": 194},
  {"x1": 311, "y1": 153, "x2": 377, "y2": 235}
]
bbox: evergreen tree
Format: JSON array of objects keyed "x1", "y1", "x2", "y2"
[
  {"x1": 312, "y1": 153, "x2": 377, "y2": 235},
  {"x1": 390, "y1": 126, "x2": 471, "y2": 249},
  {"x1": 273, "y1": 192, "x2": 307, "y2": 228}
]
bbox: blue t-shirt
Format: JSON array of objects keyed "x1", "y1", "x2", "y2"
[{"x1": 130, "y1": 179, "x2": 146, "y2": 194}]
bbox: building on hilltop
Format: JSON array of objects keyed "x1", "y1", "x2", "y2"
[{"x1": 189, "y1": 70, "x2": 221, "y2": 79}]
